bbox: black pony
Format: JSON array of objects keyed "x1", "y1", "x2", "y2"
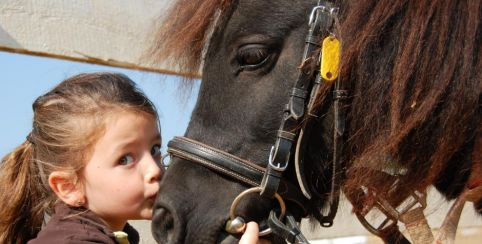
[{"x1": 149, "y1": 0, "x2": 481, "y2": 243}]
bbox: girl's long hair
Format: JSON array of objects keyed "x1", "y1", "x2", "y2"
[{"x1": 0, "y1": 72, "x2": 158, "y2": 243}]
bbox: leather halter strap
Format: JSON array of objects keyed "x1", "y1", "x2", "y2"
[
  {"x1": 260, "y1": 0, "x2": 338, "y2": 199},
  {"x1": 167, "y1": 136, "x2": 310, "y2": 215},
  {"x1": 168, "y1": 136, "x2": 264, "y2": 186}
]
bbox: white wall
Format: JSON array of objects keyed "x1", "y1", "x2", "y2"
[{"x1": 0, "y1": 0, "x2": 182, "y2": 75}]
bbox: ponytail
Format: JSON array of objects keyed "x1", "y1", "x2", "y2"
[{"x1": 0, "y1": 140, "x2": 49, "y2": 243}]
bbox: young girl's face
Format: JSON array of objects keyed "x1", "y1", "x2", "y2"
[{"x1": 82, "y1": 110, "x2": 162, "y2": 230}]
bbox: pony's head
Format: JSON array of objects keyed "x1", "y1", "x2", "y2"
[{"x1": 150, "y1": 1, "x2": 481, "y2": 243}]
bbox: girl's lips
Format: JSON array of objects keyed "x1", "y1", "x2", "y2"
[{"x1": 148, "y1": 194, "x2": 158, "y2": 201}]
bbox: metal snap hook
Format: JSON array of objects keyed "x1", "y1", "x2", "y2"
[
  {"x1": 308, "y1": 5, "x2": 340, "y2": 26},
  {"x1": 225, "y1": 187, "x2": 286, "y2": 236},
  {"x1": 309, "y1": 6, "x2": 327, "y2": 26}
]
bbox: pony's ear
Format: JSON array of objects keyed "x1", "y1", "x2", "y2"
[{"x1": 48, "y1": 171, "x2": 85, "y2": 207}]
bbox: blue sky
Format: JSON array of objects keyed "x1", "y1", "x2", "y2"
[{"x1": 0, "y1": 51, "x2": 199, "y2": 157}]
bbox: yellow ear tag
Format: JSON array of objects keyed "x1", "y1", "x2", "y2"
[{"x1": 320, "y1": 36, "x2": 340, "y2": 81}]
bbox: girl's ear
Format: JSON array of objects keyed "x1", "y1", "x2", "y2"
[{"x1": 48, "y1": 171, "x2": 85, "y2": 207}]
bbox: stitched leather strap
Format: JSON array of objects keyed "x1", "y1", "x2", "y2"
[
  {"x1": 168, "y1": 136, "x2": 311, "y2": 216},
  {"x1": 168, "y1": 136, "x2": 264, "y2": 186}
]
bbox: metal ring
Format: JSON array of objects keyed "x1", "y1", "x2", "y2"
[
  {"x1": 161, "y1": 153, "x2": 171, "y2": 168},
  {"x1": 229, "y1": 186, "x2": 286, "y2": 236}
]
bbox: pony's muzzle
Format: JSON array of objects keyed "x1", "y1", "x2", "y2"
[{"x1": 152, "y1": 203, "x2": 182, "y2": 244}]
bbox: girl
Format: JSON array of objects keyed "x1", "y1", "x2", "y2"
[
  {"x1": 0, "y1": 72, "x2": 162, "y2": 243},
  {"x1": 0, "y1": 72, "x2": 263, "y2": 244}
]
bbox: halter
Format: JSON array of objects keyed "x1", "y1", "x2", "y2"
[{"x1": 167, "y1": 1, "x2": 344, "y2": 242}]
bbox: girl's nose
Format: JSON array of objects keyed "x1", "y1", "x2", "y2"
[{"x1": 145, "y1": 155, "x2": 162, "y2": 183}]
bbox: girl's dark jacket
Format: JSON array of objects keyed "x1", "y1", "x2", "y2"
[{"x1": 28, "y1": 203, "x2": 139, "y2": 244}]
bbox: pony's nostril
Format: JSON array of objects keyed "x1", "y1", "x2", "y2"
[
  {"x1": 159, "y1": 208, "x2": 174, "y2": 228},
  {"x1": 152, "y1": 207, "x2": 177, "y2": 244}
]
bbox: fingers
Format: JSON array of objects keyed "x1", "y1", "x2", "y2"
[{"x1": 239, "y1": 222, "x2": 259, "y2": 244}]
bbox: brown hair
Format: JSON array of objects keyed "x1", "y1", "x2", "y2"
[
  {"x1": 150, "y1": 0, "x2": 232, "y2": 76},
  {"x1": 0, "y1": 72, "x2": 158, "y2": 243},
  {"x1": 336, "y1": 0, "x2": 480, "y2": 204}
]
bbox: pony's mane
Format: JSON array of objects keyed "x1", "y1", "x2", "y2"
[
  {"x1": 150, "y1": 0, "x2": 232, "y2": 76},
  {"x1": 334, "y1": 0, "x2": 481, "y2": 207}
]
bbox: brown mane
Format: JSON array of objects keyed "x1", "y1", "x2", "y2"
[
  {"x1": 150, "y1": 0, "x2": 232, "y2": 76},
  {"x1": 336, "y1": 0, "x2": 480, "y2": 206}
]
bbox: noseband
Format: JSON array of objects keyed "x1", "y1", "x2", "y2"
[{"x1": 167, "y1": 1, "x2": 345, "y2": 243}]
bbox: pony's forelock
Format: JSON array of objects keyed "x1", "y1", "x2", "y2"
[{"x1": 149, "y1": 0, "x2": 232, "y2": 78}]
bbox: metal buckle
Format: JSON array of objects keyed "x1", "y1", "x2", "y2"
[
  {"x1": 355, "y1": 188, "x2": 427, "y2": 236},
  {"x1": 268, "y1": 146, "x2": 288, "y2": 171}
]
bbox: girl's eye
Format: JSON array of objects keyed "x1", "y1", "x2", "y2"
[
  {"x1": 118, "y1": 154, "x2": 135, "y2": 166},
  {"x1": 151, "y1": 144, "x2": 162, "y2": 158}
]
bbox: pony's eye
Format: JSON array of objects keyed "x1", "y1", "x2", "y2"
[
  {"x1": 118, "y1": 154, "x2": 135, "y2": 166},
  {"x1": 151, "y1": 144, "x2": 162, "y2": 158},
  {"x1": 236, "y1": 44, "x2": 270, "y2": 69}
]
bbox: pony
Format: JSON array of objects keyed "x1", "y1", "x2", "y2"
[{"x1": 149, "y1": 0, "x2": 481, "y2": 243}]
